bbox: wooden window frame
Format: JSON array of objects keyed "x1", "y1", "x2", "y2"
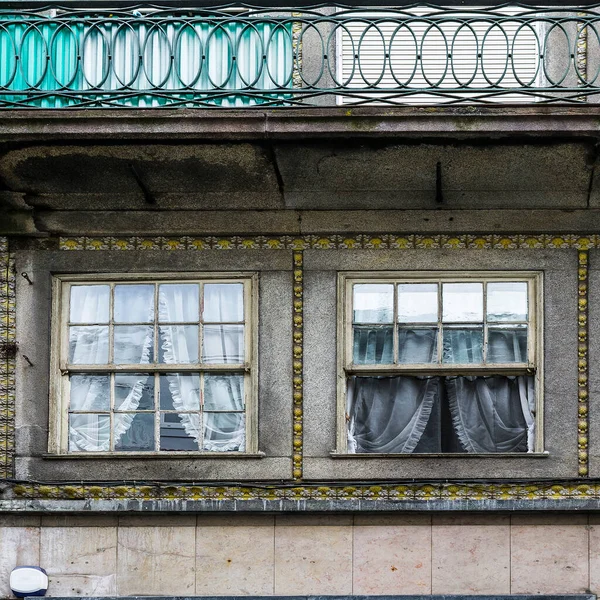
[
  {"x1": 336, "y1": 270, "x2": 544, "y2": 454},
  {"x1": 49, "y1": 272, "x2": 259, "y2": 456}
]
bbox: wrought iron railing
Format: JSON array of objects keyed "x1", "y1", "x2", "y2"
[{"x1": 0, "y1": 3, "x2": 599, "y2": 108}]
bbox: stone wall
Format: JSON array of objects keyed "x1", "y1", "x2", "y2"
[{"x1": 1, "y1": 514, "x2": 598, "y2": 598}]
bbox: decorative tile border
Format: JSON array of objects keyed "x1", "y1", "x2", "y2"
[
  {"x1": 293, "y1": 251, "x2": 303, "y2": 480},
  {"x1": 579, "y1": 251, "x2": 589, "y2": 477},
  {"x1": 10, "y1": 480, "x2": 600, "y2": 501},
  {"x1": 0, "y1": 236, "x2": 15, "y2": 479},
  {"x1": 59, "y1": 234, "x2": 599, "y2": 251}
]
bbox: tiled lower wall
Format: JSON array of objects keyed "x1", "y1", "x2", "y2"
[{"x1": 1, "y1": 513, "x2": 598, "y2": 597}]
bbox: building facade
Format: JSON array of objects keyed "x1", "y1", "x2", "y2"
[{"x1": 2, "y1": 1, "x2": 600, "y2": 597}]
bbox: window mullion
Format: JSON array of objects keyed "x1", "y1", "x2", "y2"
[
  {"x1": 483, "y1": 280, "x2": 488, "y2": 364},
  {"x1": 393, "y1": 283, "x2": 398, "y2": 365},
  {"x1": 154, "y1": 372, "x2": 160, "y2": 452},
  {"x1": 109, "y1": 372, "x2": 115, "y2": 451}
]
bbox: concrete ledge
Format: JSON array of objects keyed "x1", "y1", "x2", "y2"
[
  {"x1": 4, "y1": 498, "x2": 600, "y2": 513},
  {"x1": 30, "y1": 597, "x2": 597, "y2": 600},
  {"x1": 1, "y1": 106, "x2": 600, "y2": 142}
]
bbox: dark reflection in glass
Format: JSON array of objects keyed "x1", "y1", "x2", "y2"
[
  {"x1": 114, "y1": 413, "x2": 154, "y2": 451},
  {"x1": 160, "y1": 413, "x2": 200, "y2": 451},
  {"x1": 353, "y1": 325, "x2": 393, "y2": 364}
]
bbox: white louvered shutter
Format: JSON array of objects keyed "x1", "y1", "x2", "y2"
[{"x1": 338, "y1": 7, "x2": 541, "y2": 104}]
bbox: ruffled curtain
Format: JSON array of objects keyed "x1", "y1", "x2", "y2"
[
  {"x1": 347, "y1": 329, "x2": 535, "y2": 454},
  {"x1": 347, "y1": 375, "x2": 437, "y2": 453},
  {"x1": 159, "y1": 285, "x2": 245, "y2": 451},
  {"x1": 68, "y1": 287, "x2": 153, "y2": 451}
]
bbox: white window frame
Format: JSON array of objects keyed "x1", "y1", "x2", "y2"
[
  {"x1": 49, "y1": 272, "x2": 259, "y2": 455},
  {"x1": 336, "y1": 270, "x2": 544, "y2": 454}
]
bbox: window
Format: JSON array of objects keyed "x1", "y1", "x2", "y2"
[
  {"x1": 51, "y1": 274, "x2": 257, "y2": 454},
  {"x1": 338, "y1": 8, "x2": 541, "y2": 105},
  {"x1": 338, "y1": 272, "x2": 542, "y2": 455}
]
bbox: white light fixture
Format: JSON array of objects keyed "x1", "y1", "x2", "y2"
[{"x1": 9, "y1": 567, "x2": 48, "y2": 598}]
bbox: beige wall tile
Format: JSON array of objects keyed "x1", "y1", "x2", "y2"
[
  {"x1": 274, "y1": 515, "x2": 352, "y2": 595},
  {"x1": 511, "y1": 515, "x2": 589, "y2": 593},
  {"x1": 196, "y1": 516, "x2": 274, "y2": 595},
  {"x1": 0, "y1": 527, "x2": 40, "y2": 598},
  {"x1": 432, "y1": 517, "x2": 510, "y2": 594},
  {"x1": 591, "y1": 520, "x2": 600, "y2": 594},
  {"x1": 117, "y1": 525, "x2": 195, "y2": 595},
  {"x1": 354, "y1": 516, "x2": 431, "y2": 594},
  {"x1": 41, "y1": 526, "x2": 117, "y2": 597}
]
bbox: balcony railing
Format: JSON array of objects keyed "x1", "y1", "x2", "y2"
[{"x1": 0, "y1": 3, "x2": 599, "y2": 108}]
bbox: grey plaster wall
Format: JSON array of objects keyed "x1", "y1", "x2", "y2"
[
  {"x1": 14, "y1": 249, "x2": 293, "y2": 481},
  {"x1": 11, "y1": 242, "x2": 584, "y2": 483},
  {"x1": 303, "y1": 249, "x2": 579, "y2": 480}
]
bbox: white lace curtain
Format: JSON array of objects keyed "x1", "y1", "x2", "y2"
[
  {"x1": 68, "y1": 284, "x2": 244, "y2": 452},
  {"x1": 347, "y1": 329, "x2": 535, "y2": 454}
]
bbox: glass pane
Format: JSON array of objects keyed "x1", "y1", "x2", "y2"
[
  {"x1": 398, "y1": 327, "x2": 438, "y2": 364},
  {"x1": 159, "y1": 374, "x2": 200, "y2": 410},
  {"x1": 488, "y1": 325, "x2": 528, "y2": 363},
  {"x1": 114, "y1": 325, "x2": 154, "y2": 364},
  {"x1": 204, "y1": 374, "x2": 245, "y2": 410},
  {"x1": 353, "y1": 284, "x2": 393, "y2": 323},
  {"x1": 204, "y1": 283, "x2": 244, "y2": 322},
  {"x1": 203, "y1": 325, "x2": 244, "y2": 364},
  {"x1": 69, "y1": 326, "x2": 109, "y2": 364},
  {"x1": 114, "y1": 413, "x2": 155, "y2": 451},
  {"x1": 442, "y1": 283, "x2": 484, "y2": 323},
  {"x1": 158, "y1": 284, "x2": 199, "y2": 323},
  {"x1": 487, "y1": 282, "x2": 528, "y2": 322},
  {"x1": 397, "y1": 283, "x2": 438, "y2": 323},
  {"x1": 68, "y1": 414, "x2": 110, "y2": 451},
  {"x1": 158, "y1": 326, "x2": 199, "y2": 363},
  {"x1": 114, "y1": 284, "x2": 154, "y2": 323},
  {"x1": 353, "y1": 325, "x2": 393, "y2": 365},
  {"x1": 203, "y1": 412, "x2": 245, "y2": 452},
  {"x1": 115, "y1": 374, "x2": 154, "y2": 411},
  {"x1": 70, "y1": 285, "x2": 109, "y2": 324},
  {"x1": 160, "y1": 413, "x2": 200, "y2": 451},
  {"x1": 70, "y1": 374, "x2": 110, "y2": 411},
  {"x1": 442, "y1": 326, "x2": 484, "y2": 363}
]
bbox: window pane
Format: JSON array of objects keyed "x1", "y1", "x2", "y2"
[
  {"x1": 160, "y1": 413, "x2": 200, "y2": 451},
  {"x1": 204, "y1": 374, "x2": 245, "y2": 410},
  {"x1": 114, "y1": 413, "x2": 154, "y2": 451},
  {"x1": 70, "y1": 374, "x2": 110, "y2": 411},
  {"x1": 69, "y1": 326, "x2": 109, "y2": 364},
  {"x1": 203, "y1": 412, "x2": 245, "y2": 452},
  {"x1": 115, "y1": 374, "x2": 154, "y2": 411},
  {"x1": 398, "y1": 327, "x2": 438, "y2": 364},
  {"x1": 203, "y1": 283, "x2": 244, "y2": 322},
  {"x1": 114, "y1": 325, "x2": 154, "y2": 364},
  {"x1": 353, "y1": 325, "x2": 393, "y2": 364},
  {"x1": 159, "y1": 374, "x2": 200, "y2": 410},
  {"x1": 442, "y1": 326, "x2": 483, "y2": 363},
  {"x1": 442, "y1": 283, "x2": 484, "y2": 323},
  {"x1": 203, "y1": 325, "x2": 244, "y2": 364},
  {"x1": 158, "y1": 325, "x2": 199, "y2": 363},
  {"x1": 70, "y1": 285, "x2": 109, "y2": 324},
  {"x1": 158, "y1": 284, "x2": 199, "y2": 323},
  {"x1": 488, "y1": 325, "x2": 528, "y2": 363},
  {"x1": 397, "y1": 283, "x2": 438, "y2": 323},
  {"x1": 487, "y1": 282, "x2": 528, "y2": 322},
  {"x1": 353, "y1": 284, "x2": 393, "y2": 323},
  {"x1": 114, "y1": 284, "x2": 154, "y2": 323},
  {"x1": 68, "y1": 414, "x2": 110, "y2": 451}
]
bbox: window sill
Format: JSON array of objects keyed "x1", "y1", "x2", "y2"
[
  {"x1": 330, "y1": 451, "x2": 549, "y2": 458},
  {"x1": 42, "y1": 451, "x2": 266, "y2": 460}
]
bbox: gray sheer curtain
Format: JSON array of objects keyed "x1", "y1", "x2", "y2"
[
  {"x1": 348, "y1": 329, "x2": 535, "y2": 454},
  {"x1": 347, "y1": 376, "x2": 437, "y2": 453}
]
